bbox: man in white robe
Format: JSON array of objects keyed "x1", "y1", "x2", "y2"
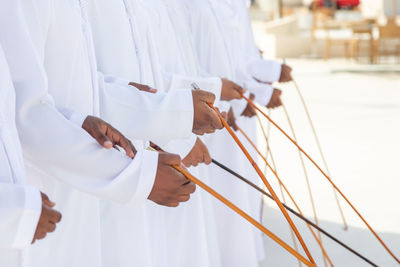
[
  {"x1": 179, "y1": 1, "x2": 291, "y2": 266},
  {"x1": 0, "y1": 1, "x2": 223, "y2": 266},
  {"x1": 86, "y1": 1, "x2": 244, "y2": 266},
  {"x1": 0, "y1": 41, "x2": 63, "y2": 267}
]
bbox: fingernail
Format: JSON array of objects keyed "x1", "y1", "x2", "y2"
[{"x1": 104, "y1": 141, "x2": 113, "y2": 148}]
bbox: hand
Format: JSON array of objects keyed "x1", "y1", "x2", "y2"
[
  {"x1": 32, "y1": 193, "x2": 62, "y2": 244},
  {"x1": 220, "y1": 78, "x2": 244, "y2": 101},
  {"x1": 182, "y1": 138, "x2": 211, "y2": 167},
  {"x1": 241, "y1": 94, "x2": 257, "y2": 118},
  {"x1": 266, "y1": 89, "x2": 282, "y2": 109},
  {"x1": 279, "y1": 64, "x2": 292, "y2": 83},
  {"x1": 129, "y1": 82, "x2": 157, "y2": 93},
  {"x1": 192, "y1": 90, "x2": 223, "y2": 135},
  {"x1": 227, "y1": 108, "x2": 238, "y2": 131},
  {"x1": 82, "y1": 116, "x2": 136, "y2": 158},
  {"x1": 148, "y1": 153, "x2": 196, "y2": 207}
]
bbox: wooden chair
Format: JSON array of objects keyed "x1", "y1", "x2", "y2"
[{"x1": 376, "y1": 19, "x2": 400, "y2": 63}]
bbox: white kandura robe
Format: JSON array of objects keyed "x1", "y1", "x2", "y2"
[
  {"x1": 0, "y1": 43, "x2": 42, "y2": 267},
  {"x1": 89, "y1": 1, "x2": 223, "y2": 266},
  {"x1": 144, "y1": 1, "x2": 228, "y2": 266},
  {"x1": 0, "y1": 0, "x2": 196, "y2": 266},
  {"x1": 87, "y1": 1, "x2": 208, "y2": 266},
  {"x1": 181, "y1": 0, "x2": 278, "y2": 265},
  {"x1": 86, "y1": 1, "x2": 154, "y2": 266}
]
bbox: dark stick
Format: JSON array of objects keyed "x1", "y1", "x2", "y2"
[{"x1": 211, "y1": 158, "x2": 378, "y2": 267}]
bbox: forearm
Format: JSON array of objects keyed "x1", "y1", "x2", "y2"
[{"x1": 0, "y1": 2, "x2": 157, "y2": 204}]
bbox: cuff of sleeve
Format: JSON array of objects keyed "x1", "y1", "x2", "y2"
[
  {"x1": 271, "y1": 62, "x2": 282, "y2": 83},
  {"x1": 169, "y1": 75, "x2": 222, "y2": 106},
  {"x1": 168, "y1": 89, "x2": 194, "y2": 139},
  {"x1": 194, "y1": 77, "x2": 222, "y2": 107},
  {"x1": 70, "y1": 111, "x2": 89, "y2": 128},
  {"x1": 102, "y1": 74, "x2": 131, "y2": 87},
  {"x1": 13, "y1": 186, "x2": 42, "y2": 249},
  {"x1": 127, "y1": 150, "x2": 159, "y2": 207},
  {"x1": 244, "y1": 80, "x2": 274, "y2": 106},
  {"x1": 246, "y1": 59, "x2": 282, "y2": 83}
]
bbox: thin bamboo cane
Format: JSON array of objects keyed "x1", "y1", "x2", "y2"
[
  {"x1": 173, "y1": 165, "x2": 315, "y2": 266},
  {"x1": 211, "y1": 158, "x2": 378, "y2": 267},
  {"x1": 237, "y1": 126, "x2": 334, "y2": 267},
  {"x1": 241, "y1": 94, "x2": 400, "y2": 264},
  {"x1": 292, "y1": 78, "x2": 348, "y2": 231},
  {"x1": 243, "y1": 116, "x2": 303, "y2": 267},
  {"x1": 207, "y1": 103, "x2": 316, "y2": 265},
  {"x1": 281, "y1": 102, "x2": 328, "y2": 267}
]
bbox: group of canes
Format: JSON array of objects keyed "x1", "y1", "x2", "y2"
[{"x1": 0, "y1": 0, "x2": 398, "y2": 267}]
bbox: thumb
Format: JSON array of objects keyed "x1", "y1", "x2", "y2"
[
  {"x1": 203, "y1": 146, "x2": 212, "y2": 165},
  {"x1": 235, "y1": 85, "x2": 245, "y2": 96},
  {"x1": 41, "y1": 192, "x2": 55, "y2": 207},
  {"x1": 93, "y1": 125, "x2": 113, "y2": 149}
]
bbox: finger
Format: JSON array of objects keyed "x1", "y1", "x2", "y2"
[
  {"x1": 36, "y1": 231, "x2": 47, "y2": 240},
  {"x1": 48, "y1": 208, "x2": 62, "y2": 224},
  {"x1": 181, "y1": 182, "x2": 196, "y2": 194},
  {"x1": 207, "y1": 106, "x2": 223, "y2": 130},
  {"x1": 160, "y1": 152, "x2": 181, "y2": 166},
  {"x1": 220, "y1": 111, "x2": 228, "y2": 120},
  {"x1": 235, "y1": 85, "x2": 245, "y2": 95},
  {"x1": 193, "y1": 129, "x2": 205, "y2": 136},
  {"x1": 41, "y1": 193, "x2": 55, "y2": 207},
  {"x1": 45, "y1": 222, "x2": 56, "y2": 233},
  {"x1": 129, "y1": 82, "x2": 158, "y2": 94},
  {"x1": 203, "y1": 149, "x2": 212, "y2": 165},
  {"x1": 94, "y1": 125, "x2": 113, "y2": 149},
  {"x1": 177, "y1": 194, "x2": 191, "y2": 202},
  {"x1": 139, "y1": 87, "x2": 157, "y2": 94},
  {"x1": 182, "y1": 157, "x2": 191, "y2": 168},
  {"x1": 204, "y1": 127, "x2": 216, "y2": 134},
  {"x1": 111, "y1": 129, "x2": 136, "y2": 158},
  {"x1": 276, "y1": 97, "x2": 282, "y2": 107},
  {"x1": 165, "y1": 202, "x2": 179, "y2": 208}
]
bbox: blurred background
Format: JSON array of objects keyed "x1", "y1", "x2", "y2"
[{"x1": 246, "y1": 1, "x2": 400, "y2": 266}]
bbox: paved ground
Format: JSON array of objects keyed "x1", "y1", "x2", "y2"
[{"x1": 255, "y1": 59, "x2": 400, "y2": 266}]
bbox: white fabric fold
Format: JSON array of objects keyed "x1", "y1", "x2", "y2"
[{"x1": 246, "y1": 58, "x2": 282, "y2": 83}]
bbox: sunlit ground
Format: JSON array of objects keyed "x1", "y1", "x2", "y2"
[{"x1": 256, "y1": 58, "x2": 400, "y2": 266}]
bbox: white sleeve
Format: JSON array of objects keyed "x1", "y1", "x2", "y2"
[
  {"x1": 158, "y1": 134, "x2": 197, "y2": 159},
  {"x1": 244, "y1": 80, "x2": 274, "y2": 106},
  {"x1": 0, "y1": 184, "x2": 41, "y2": 249},
  {"x1": 0, "y1": 0, "x2": 158, "y2": 205},
  {"x1": 230, "y1": 91, "x2": 251, "y2": 118},
  {"x1": 0, "y1": 134, "x2": 41, "y2": 249},
  {"x1": 56, "y1": 106, "x2": 88, "y2": 127},
  {"x1": 169, "y1": 74, "x2": 222, "y2": 106},
  {"x1": 98, "y1": 73, "x2": 194, "y2": 143},
  {"x1": 246, "y1": 59, "x2": 282, "y2": 83}
]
